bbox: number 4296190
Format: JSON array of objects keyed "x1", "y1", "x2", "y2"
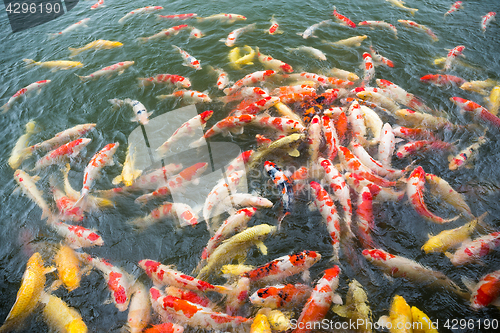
[
  {"x1": 444, "y1": 318, "x2": 498, "y2": 330},
  {"x1": 6, "y1": 2, "x2": 61, "y2": 14}
]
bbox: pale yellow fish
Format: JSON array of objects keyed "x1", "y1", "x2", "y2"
[
  {"x1": 221, "y1": 264, "x2": 254, "y2": 276},
  {"x1": 23, "y1": 59, "x2": 83, "y2": 71},
  {"x1": 422, "y1": 213, "x2": 487, "y2": 254},
  {"x1": 486, "y1": 86, "x2": 500, "y2": 115},
  {"x1": 112, "y1": 146, "x2": 142, "y2": 187},
  {"x1": 68, "y1": 40, "x2": 123, "y2": 57},
  {"x1": 386, "y1": 0, "x2": 418, "y2": 15},
  {"x1": 411, "y1": 306, "x2": 438, "y2": 333},
  {"x1": 9, "y1": 120, "x2": 37, "y2": 169},
  {"x1": 14, "y1": 169, "x2": 51, "y2": 220},
  {"x1": 0, "y1": 253, "x2": 55, "y2": 333},
  {"x1": 395, "y1": 109, "x2": 451, "y2": 129},
  {"x1": 327, "y1": 67, "x2": 359, "y2": 81},
  {"x1": 41, "y1": 293, "x2": 87, "y2": 333},
  {"x1": 234, "y1": 45, "x2": 255, "y2": 66},
  {"x1": 433, "y1": 57, "x2": 479, "y2": 70},
  {"x1": 324, "y1": 35, "x2": 368, "y2": 47},
  {"x1": 332, "y1": 279, "x2": 373, "y2": 332},
  {"x1": 248, "y1": 133, "x2": 305, "y2": 169},
  {"x1": 460, "y1": 79, "x2": 497, "y2": 95},
  {"x1": 425, "y1": 173, "x2": 473, "y2": 219},
  {"x1": 273, "y1": 102, "x2": 305, "y2": 127}
]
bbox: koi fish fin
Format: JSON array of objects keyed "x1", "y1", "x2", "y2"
[
  {"x1": 118, "y1": 70, "x2": 125, "y2": 75},
  {"x1": 214, "y1": 284, "x2": 232, "y2": 294},
  {"x1": 76, "y1": 74, "x2": 89, "y2": 82},
  {"x1": 1, "y1": 104, "x2": 10, "y2": 113},
  {"x1": 288, "y1": 148, "x2": 300, "y2": 157},
  {"x1": 255, "y1": 241, "x2": 267, "y2": 255},
  {"x1": 461, "y1": 276, "x2": 476, "y2": 293},
  {"x1": 112, "y1": 175, "x2": 123, "y2": 185},
  {"x1": 301, "y1": 269, "x2": 310, "y2": 282},
  {"x1": 332, "y1": 293, "x2": 343, "y2": 305},
  {"x1": 137, "y1": 37, "x2": 149, "y2": 44},
  {"x1": 23, "y1": 59, "x2": 36, "y2": 67},
  {"x1": 377, "y1": 315, "x2": 391, "y2": 329},
  {"x1": 444, "y1": 251, "x2": 453, "y2": 259}
]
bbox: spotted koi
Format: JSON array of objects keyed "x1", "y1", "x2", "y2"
[
  {"x1": 445, "y1": 232, "x2": 500, "y2": 266},
  {"x1": 468, "y1": 270, "x2": 500, "y2": 310},
  {"x1": 138, "y1": 73, "x2": 191, "y2": 88},
  {"x1": 450, "y1": 96, "x2": 500, "y2": 129},
  {"x1": 77, "y1": 61, "x2": 134, "y2": 81},
  {"x1": 481, "y1": 12, "x2": 496, "y2": 33},
  {"x1": 444, "y1": 45, "x2": 465, "y2": 71},
  {"x1": 332, "y1": 6, "x2": 356, "y2": 28},
  {"x1": 448, "y1": 136, "x2": 487, "y2": 171},
  {"x1": 172, "y1": 45, "x2": 201, "y2": 70},
  {"x1": 1, "y1": 80, "x2": 51, "y2": 113},
  {"x1": 256, "y1": 47, "x2": 293, "y2": 73},
  {"x1": 250, "y1": 283, "x2": 312, "y2": 309},
  {"x1": 51, "y1": 222, "x2": 103, "y2": 249},
  {"x1": 444, "y1": 1, "x2": 462, "y2": 17},
  {"x1": 119, "y1": 6, "x2": 164, "y2": 24},
  {"x1": 223, "y1": 23, "x2": 256, "y2": 47},
  {"x1": 223, "y1": 70, "x2": 276, "y2": 95},
  {"x1": 157, "y1": 13, "x2": 197, "y2": 20}
]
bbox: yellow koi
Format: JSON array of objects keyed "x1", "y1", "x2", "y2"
[
  {"x1": 486, "y1": 86, "x2": 500, "y2": 115},
  {"x1": 41, "y1": 293, "x2": 87, "y2": 333},
  {"x1": 377, "y1": 295, "x2": 413, "y2": 333},
  {"x1": 23, "y1": 59, "x2": 83, "y2": 71},
  {"x1": 251, "y1": 313, "x2": 271, "y2": 333},
  {"x1": 324, "y1": 35, "x2": 367, "y2": 47},
  {"x1": 233, "y1": 45, "x2": 255, "y2": 66},
  {"x1": 112, "y1": 146, "x2": 142, "y2": 187},
  {"x1": 460, "y1": 79, "x2": 497, "y2": 96},
  {"x1": 411, "y1": 306, "x2": 438, "y2": 333},
  {"x1": 0, "y1": 253, "x2": 55, "y2": 333},
  {"x1": 54, "y1": 245, "x2": 83, "y2": 292},
  {"x1": 386, "y1": 0, "x2": 418, "y2": 16},
  {"x1": 68, "y1": 40, "x2": 123, "y2": 57},
  {"x1": 332, "y1": 279, "x2": 373, "y2": 332},
  {"x1": 9, "y1": 120, "x2": 37, "y2": 169}
]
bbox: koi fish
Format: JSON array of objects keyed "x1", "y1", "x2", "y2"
[
  {"x1": 112, "y1": 146, "x2": 142, "y2": 187},
  {"x1": 130, "y1": 202, "x2": 199, "y2": 229},
  {"x1": 68, "y1": 39, "x2": 122, "y2": 57},
  {"x1": 1, "y1": 80, "x2": 51, "y2": 113},
  {"x1": 460, "y1": 79, "x2": 497, "y2": 95},
  {"x1": 243, "y1": 250, "x2": 321, "y2": 283},
  {"x1": 165, "y1": 286, "x2": 213, "y2": 308},
  {"x1": 425, "y1": 173, "x2": 473, "y2": 219},
  {"x1": 356, "y1": 186, "x2": 376, "y2": 249},
  {"x1": 256, "y1": 47, "x2": 293, "y2": 73},
  {"x1": 233, "y1": 96, "x2": 279, "y2": 116},
  {"x1": 378, "y1": 123, "x2": 396, "y2": 168},
  {"x1": 356, "y1": 91, "x2": 399, "y2": 114},
  {"x1": 445, "y1": 1, "x2": 463, "y2": 17},
  {"x1": 420, "y1": 74, "x2": 465, "y2": 87},
  {"x1": 422, "y1": 213, "x2": 487, "y2": 254},
  {"x1": 8, "y1": 120, "x2": 37, "y2": 169},
  {"x1": 465, "y1": 270, "x2": 500, "y2": 310},
  {"x1": 75, "y1": 142, "x2": 119, "y2": 209},
  {"x1": 481, "y1": 12, "x2": 496, "y2": 33},
  {"x1": 63, "y1": 164, "x2": 114, "y2": 209},
  {"x1": 149, "y1": 288, "x2": 251, "y2": 330},
  {"x1": 361, "y1": 52, "x2": 375, "y2": 86},
  {"x1": 250, "y1": 284, "x2": 312, "y2": 309},
  {"x1": 386, "y1": 0, "x2": 418, "y2": 15},
  {"x1": 324, "y1": 35, "x2": 367, "y2": 47},
  {"x1": 264, "y1": 161, "x2": 294, "y2": 227},
  {"x1": 286, "y1": 46, "x2": 326, "y2": 61},
  {"x1": 345, "y1": 172, "x2": 405, "y2": 203},
  {"x1": 448, "y1": 136, "x2": 487, "y2": 171},
  {"x1": 109, "y1": 98, "x2": 153, "y2": 125},
  {"x1": 14, "y1": 169, "x2": 51, "y2": 220},
  {"x1": 377, "y1": 295, "x2": 412, "y2": 333},
  {"x1": 53, "y1": 245, "x2": 83, "y2": 292},
  {"x1": 331, "y1": 279, "x2": 372, "y2": 331},
  {"x1": 309, "y1": 181, "x2": 341, "y2": 260},
  {"x1": 213, "y1": 67, "x2": 229, "y2": 90},
  {"x1": 48, "y1": 18, "x2": 90, "y2": 39},
  {"x1": 376, "y1": 79, "x2": 433, "y2": 114},
  {"x1": 445, "y1": 231, "x2": 500, "y2": 266},
  {"x1": 393, "y1": 125, "x2": 437, "y2": 141},
  {"x1": 50, "y1": 179, "x2": 85, "y2": 222},
  {"x1": 407, "y1": 166, "x2": 460, "y2": 224},
  {"x1": 320, "y1": 116, "x2": 339, "y2": 160},
  {"x1": 359, "y1": 20, "x2": 398, "y2": 38},
  {"x1": 139, "y1": 259, "x2": 228, "y2": 294},
  {"x1": 211, "y1": 193, "x2": 272, "y2": 223},
  {"x1": 124, "y1": 282, "x2": 151, "y2": 333},
  {"x1": 29, "y1": 123, "x2": 95, "y2": 153},
  {"x1": 350, "y1": 141, "x2": 404, "y2": 179},
  {"x1": 254, "y1": 115, "x2": 306, "y2": 133},
  {"x1": 196, "y1": 224, "x2": 276, "y2": 280},
  {"x1": 51, "y1": 222, "x2": 104, "y2": 248},
  {"x1": 487, "y1": 86, "x2": 500, "y2": 115},
  {"x1": 369, "y1": 46, "x2": 395, "y2": 67},
  {"x1": 118, "y1": 6, "x2": 164, "y2": 24},
  {"x1": 158, "y1": 13, "x2": 197, "y2": 20},
  {"x1": 137, "y1": 74, "x2": 191, "y2": 88},
  {"x1": 398, "y1": 19, "x2": 438, "y2": 41},
  {"x1": 224, "y1": 70, "x2": 276, "y2": 95},
  {"x1": 251, "y1": 313, "x2": 272, "y2": 333},
  {"x1": 327, "y1": 67, "x2": 359, "y2": 81},
  {"x1": 444, "y1": 45, "x2": 465, "y2": 71},
  {"x1": 78, "y1": 253, "x2": 132, "y2": 312},
  {"x1": 188, "y1": 26, "x2": 203, "y2": 38},
  {"x1": 395, "y1": 109, "x2": 452, "y2": 129},
  {"x1": 172, "y1": 45, "x2": 201, "y2": 70},
  {"x1": 294, "y1": 266, "x2": 342, "y2": 333},
  {"x1": 144, "y1": 323, "x2": 184, "y2": 333},
  {"x1": 196, "y1": 13, "x2": 247, "y2": 23},
  {"x1": 348, "y1": 99, "x2": 368, "y2": 145},
  {"x1": 77, "y1": 61, "x2": 134, "y2": 82},
  {"x1": 0, "y1": 253, "x2": 54, "y2": 333},
  {"x1": 297, "y1": 20, "x2": 331, "y2": 39},
  {"x1": 222, "y1": 23, "x2": 256, "y2": 47},
  {"x1": 32, "y1": 138, "x2": 91, "y2": 171},
  {"x1": 450, "y1": 96, "x2": 500, "y2": 128},
  {"x1": 266, "y1": 15, "x2": 282, "y2": 34},
  {"x1": 23, "y1": 59, "x2": 83, "y2": 71},
  {"x1": 332, "y1": 6, "x2": 356, "y2": 28},
  {"x1": 157, "y1": 89, "x2": 211, "y2": 103},
  {"x1": 230, "y1": 45, "x2": 255, "y2": 69},
  {"x1": 90, "y1": 0, "x2": 105, "y2": 10},
  {"x1": 137, "y1": 24, "x2": 189, "y2": 42},
  {"x1": 363, "y1": 248, "x2": 469, "y2": 298},
  {"x1": 41, "y1": 293, "x2": 87, "y2": 333}
]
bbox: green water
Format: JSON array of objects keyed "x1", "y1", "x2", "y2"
[{"x1": 1, "y1": 0, "x2": 500, "y2": 331}]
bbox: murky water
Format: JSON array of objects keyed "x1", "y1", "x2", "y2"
[{"x1": 1, "y1": 0, "x2": 500, "y2": 332}]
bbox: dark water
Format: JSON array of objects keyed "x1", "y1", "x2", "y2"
[{"x1": 1, "y1": 0, "x2": 500, "y2": 332}]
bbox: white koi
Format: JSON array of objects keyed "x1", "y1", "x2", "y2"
[
  {"x1": 1, "y1": 80, "x2": 51, "y2": 113},
  {"x1": 77, "y1": 61, "x2": 134, "y2": 82},
  {"x1": 172, "y1": 45, "x2": 201, "y2": 70}
]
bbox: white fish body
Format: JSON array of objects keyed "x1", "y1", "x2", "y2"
[
  {"x1": 48, "y1": 18, "x2": 90, "y2": 39},
  {"x1": 286, "y1": 46, "x2": 326, "y2": 60}
]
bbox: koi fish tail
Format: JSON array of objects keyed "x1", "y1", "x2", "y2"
[
  {"x1": 22, "y1": 59, "x2": 37, "y2": 67},
  {"x1": 68, "y1": 48, "x2": 80, "y2": 57},
  {"x1": 73, "y1": 194, "x2": 88, "y2": 212},
  {"x1": 214, "y1": 284, "x2": 232, "y2": 295},
  {"x1": 137, "y1": 37, "x2": 149, "y2": 44},
  {"x1": 410, "y1": 8, "x2": 418, "y2": 16},
  {"x1": 277, "y1": 211, "x2": 290, "y2": 231},
  {"x1": 0, "y1": 103, "x2": 9, "y2": 114},
  {"x1": 156, "y1": 94, "x2": 173, "y2": 100},
  {"x1": 137, "y1": 78, "x2": 151, "y2": 87},
  {"x1": 75, "y1": 74, "x2": 90, "y2": 82},
  {"x1": 47, "y1": 33, "x2": 58, "y2": 40}
]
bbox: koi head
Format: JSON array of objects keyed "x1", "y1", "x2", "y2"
[{"x1": 139, "y1": 259, "x2": 160, "y2": 277}]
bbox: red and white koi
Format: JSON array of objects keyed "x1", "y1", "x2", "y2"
[
  {"x1": 48, "y1": 18, "x2": 90, "y2": 39},
  {"x1": 220, "y1": 86, "x2": 269, "y2": 105},
  {"x1": 157, "y1": 110, "x2": 213, "y2": 158},
  {"x1": 32, "y1": 138, "x2": 91, "y2": 171},
  {"x1": 396, "y1": 140, "x2": 453, "y2": 159},
  {"x1": 77, "y1": 61, "x2": 134, "y2": 82},
  {"x1": 211, "y1": 192, "x2": 272, "y2": 223},
  {"x1": 130, "y1": 202, "x2": 199, "y2": 228},
  {"x1": 29, "y1": 123, "x2": 95, "y2": 154},
  {"x1": 196, "y1": 13, "x2": 247, "y2": 23},
  {"x1": 157, "y1": 89, "x2": 211, "y2": 103},
  {"x1": 172, "y1": 45, "x2": 201, "y2": 70},
  {"x1": 191, "y1": 115, "x2": 256, "y2": 148},
  {"x1": 211, "y1": 67, "x2": 229, "y2": 90},
  {"x1": 254, "y1": 115, "x2": 306, "y2": 133},
  {"x1": 202, "y1": 170, "x2": 246, "y2": 222},
  {"x1": 309, "y1": 181, "x2": 341, "y2": 260},
  {"x1": 446, "y1": 232, "x2": 500, "y2": 266},
  {"x1": 376, "y1": 79, "x2": 433, "y2": 114},
  {"x1": 356, "y1": 186, "x2": 376, "y2": 248},
  {"x1": 362, "y1": 248, "x2": 468, "y2": 298},
  {"x1": 361, "y1": 53, "x2": 375, "y2": 86},
  {"x1": 445, "y1": 1, "x2": 463, "y2": 17},
  {"x1": 356, "y1": 91, "x2": 400, "y2": 115},
  {"x1": 368, "y1": 46, "x2": 395, "y2": 68},
  {"x1": 347, "y1": 99, "x2": 368, "y2": 145},
  {"x1": 450, "y1": 96, "x2": 500, "y2": 128},
  {"x1": 407, "y1": 166, "x2": 460, "y2": 224},
  {"x1": 481, "y1": 12, "x2": 496, "y2": 33},
  {"x1": 234, "y1": 96, "x2": 280, "y2": 116},
  {"x1": 118, "y1": 6, "x2": 164, "y2": 24},
  {"x1": 157, "y1": 13, "x2": 197, "y2": 20},
  {"x1": 398, "y1": 19, "x2": 438, "y2": 41},
  {"x1": 284, "y1": 72, "x2": 329, "y2": 87},
  {"x1": 449, "y1": 136, "x2": 487, "y2": 171},
  {"x1": 165, "y1": 286, "x2": 213, "y2": 308},
  {"x1": 332, "y1": 6, "x2": 356, "y2": 28},
  {"x1": 393, "y1": 125, "x2": 437, "y2": 141},
  {"x1": 188, "y1": 26, "x2": 203, "y2": 38},
  {"x1": 467, "y1": 270, "x2": 500, "y2": 310},
  {"x1": 137, "y1": 74, "x2": 191, "y2": 89},
  {"x1": 90, "y1": 0, "x2": 105, "y2": 10},
  {"x1": 78, "y1": 253, "x2": 132, "y2": 311},
  {"x1": 125, "y1": 282, "x2": 151, "y2": 333},
  {"x1": 149, "y1": 287, "x2": 250, "y2": 330},
  {"x1": 76, "y1": 142, "x2": 119, "y2": 209},
  {"x1": 297, "y1": 20, "x2": 331, "y2": 39},
  {"x1": 250, "y1": 283, "x2": 312, "y2": 309},
  {"x1": 271, "y1": 84, "x2": 316, "y2": 104},
  {"x1": 108, "y1": 98, "x2": 153, "y2": 125},
  {"x1": 377, "y1": 123, "x2": 396, "y2": 168},
  {"x1": 350, "y1": 142, "x2": 404, "y2": 180},
  {"x1": 1, "y1": 80, "x2": 51, "y2": 113},
  {"x1": 420, "y1": 74, "x2": 466, "y2": 87},
  {"x1": 51, "y1": 183, "x2": 84, "y2": 223},
  {"x1": 395, "y1": 108, "x2": 452, "y2": 129},
  {"x1": 344, "y1": 172, "x2": 405, "y2": 202},
  {"x1": 256, "y1": 47, "x2": 293, "y2": 73},
  {"x1": 223, "y1": 23, "x2": 256, "y2": 47},
  {"x1": 14, "y1": 169, "x2": 51, "y2": 220},
  {"x1": 266, "y1": 15, "x2": 282, "y2": 34},
  {"x1": 286, "y1": 46, "x2": 326, "y2": 61},
  {"x1": 320, "y1": 116, "x2": 339, "y2": 160},
  {"x1": 242, "y1": 250, "x2": 322, "y2": 282},
  {"x1": 137, "y1": 24, "x2": 189, "y2": 42},
  {"x1": 306, "y1": 116, "x2": 322, "y2": 164},
  {"x1": 293, "y1": 266, "x2": 342, "y2": 333},
  {"x1": 223, "y1": 70, "x2": 276, "y2": 95},
  {"x1": 51, "y1": 222, "x2": 104, "y2": 248},
  {"x1": 444, "y1": 45, "x2": 465, "y2": 71},
  {"x1": 359, "y1": 21, "x2": 397, "y2": 38}
]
